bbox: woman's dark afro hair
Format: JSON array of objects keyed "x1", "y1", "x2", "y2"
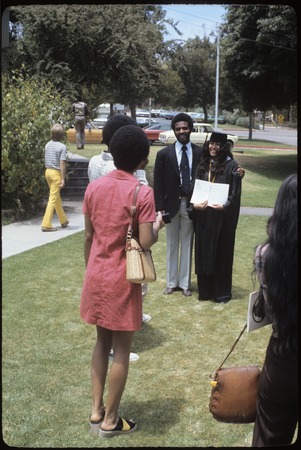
[
  {"x1": 110, "y1": 125, "x2": 150, "y2": 172},
  {"x1": 102, "y1": 115, "x2": 138, "y2": 146}
]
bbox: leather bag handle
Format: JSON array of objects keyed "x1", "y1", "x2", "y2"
[{"x1": 126, "y1": 184, "x2": 141, "y2": 244}]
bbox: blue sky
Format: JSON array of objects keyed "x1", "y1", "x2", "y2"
[{"x1": 162, "y1": 4, "x2": 227, "y2": 41}]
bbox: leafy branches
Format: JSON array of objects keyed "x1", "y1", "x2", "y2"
[
  {"x1": 222, "y1": 5, "x2": 297, "y2": 112},
  {"x1": 7, "y1": 5, "x2": 171, "y2": 110},
  {"x1": 2, "y1": 70, "x2": 71, "y2": 218}
]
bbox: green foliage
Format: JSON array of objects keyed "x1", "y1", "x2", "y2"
[
  {"x1": 2, "y1": 69, "x2": 72, "y2": 218},
  {"x1": 6, "y1": 5, "x2": 297, "y2": 119},
  {"x1": 222, "y1": 5, "x2": 297, "y2": 112},
  {"x1": 155, "y1": 63, "x2": 186, "y2": 107},
  {"x1": 8, "y1": 5, "x2": 173, "y2": 110},
  {"x1": 172, "y1": 36, "x2": 216, "y2": 112}
]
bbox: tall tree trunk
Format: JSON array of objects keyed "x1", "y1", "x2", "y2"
[
  {"x1": 129, "y1": 101, "x2": 136, "y2": 119},
  {"x1": 248, "y1": 111, "x2": 253, "y2": 140}
]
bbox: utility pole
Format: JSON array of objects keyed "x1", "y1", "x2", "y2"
[
  {"x1": 214, "y1": 25, "x2": 221, "y2": 131},
  {"x1": 148, "y1": 98, "x2": 152, "y2": 126}
]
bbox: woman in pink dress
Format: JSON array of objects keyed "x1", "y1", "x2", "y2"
[{"x1": 80, "y1": 125, "x2": 164, "y2": 437}]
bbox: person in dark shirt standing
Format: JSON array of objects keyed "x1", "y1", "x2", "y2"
[
  {"x1": 72, "y1": 99, "x2": 88, "y2": 149},
  {"x1": 154, "y1": 113, "x2": 202, "y2": 297}
]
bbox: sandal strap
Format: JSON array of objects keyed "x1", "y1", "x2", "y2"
[{"x1": 115, "y1": 417, "x2": 135, "y2": 432}]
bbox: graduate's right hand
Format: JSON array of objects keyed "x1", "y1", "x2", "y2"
[{"x1": 193, "y1": 201, "x2": 208, "y2": 210}]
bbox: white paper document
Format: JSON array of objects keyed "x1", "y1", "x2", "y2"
[
  {"x1": 247, "y1": 290, "x2": 272, "y2": 332},
  {"x1": 190, "y1": 180, "x2": 229, "y2": 206}
]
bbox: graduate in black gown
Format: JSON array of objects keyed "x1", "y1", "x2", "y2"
[{"x1": 189, "y1": 132, "x2": 242, "y2": 303}]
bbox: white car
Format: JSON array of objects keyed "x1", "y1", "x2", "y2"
[
  {"x1": 136, "y1": 109, "x2": 150, "y2": 117},
  {"x1": 158, "y1": 123, "x2": 238, "y2": 149},
  {"x1": 91, "y1": 114, "x2": 108, "y2": 128}
]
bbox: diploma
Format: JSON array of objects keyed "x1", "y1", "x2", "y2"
[
  {"x1": 247, "y1": 290, "x2": 272, "y2": 332},
  {"x1": 190, "y1": 180, "x2": 229, "y2": 206}
]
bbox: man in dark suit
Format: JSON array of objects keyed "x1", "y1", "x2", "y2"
[{"x1": 154, "y1": 113, "x2": 201, "y2": 297}]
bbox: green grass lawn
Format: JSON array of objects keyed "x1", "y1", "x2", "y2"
[{"x1": 2, "y1": 145, "x2": 298, "y2": 447}]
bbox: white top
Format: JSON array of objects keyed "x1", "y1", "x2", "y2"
[{"x1": 88, "y1": 151, "x2": 148, "y2": 185}]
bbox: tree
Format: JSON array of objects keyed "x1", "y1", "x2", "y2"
[
  {"x1": 7, "y1": 5, "x2": 176, "y2": 113},
  {"x1": 8, "y1": 5, "x2": 107, "y2": 105},
  {"x1": 171, "y1": 37, "x2": 216, "y2": 116},
  {"x1": 97, "y1": 5, "x2": 165, "y2": 117},
  {"x1": 154, "y1": 62, "x2": 186, "y2": 108},
  {"x1": 222, "y1": 4, "x2": 297, "y2": 138}
]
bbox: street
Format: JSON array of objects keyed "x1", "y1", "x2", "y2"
[
  {"x1": 225, "y1": 126, "x2": 297, "y2": 147},
  {"x1": 151, "y1": 117, "x2": 297, "y2": 147}
]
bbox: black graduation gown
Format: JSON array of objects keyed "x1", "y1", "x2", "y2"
[{"x1": 192, "y1": 159, "x2": 241, "y2": 302}]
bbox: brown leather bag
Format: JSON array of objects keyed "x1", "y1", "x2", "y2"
[
  {"x1": 209, "y1": 325, "x2": 261, "y2": 423},
  {"x1": 209, "y1": 365, "x2": 261, "y2": 423}
]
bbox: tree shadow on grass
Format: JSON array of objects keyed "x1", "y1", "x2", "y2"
[
  {"x1": 132, "y1": 325, "x2": 165, "y2": 354},
  {"x1": 231, "y1": 285, "x2": 252, "y2": 301}
]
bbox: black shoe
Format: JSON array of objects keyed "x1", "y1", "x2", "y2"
[
  {"x1": 182, "y1": 289, "x2": 192, "y2": 297},
  {"x1": 215, "y1": 296, "x2": 231, "y2": 303},
  {"x1": 163, "y1": 287, "x2": 175, "y2": 295}
]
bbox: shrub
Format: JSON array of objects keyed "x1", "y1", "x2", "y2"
[
  {"x1": 2, "y1": 70, "x2": 72, "y2": 219},
  {"x1": 235, "y1": 116, "x2": 250, "y2": 128}
]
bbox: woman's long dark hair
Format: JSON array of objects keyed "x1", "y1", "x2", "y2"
[
  {"x1": 264, "y1": 174, "x2": 298, "y2": 355},
  {"x1": 196, "y1": 140, "x2": 233, "y2": 178}
]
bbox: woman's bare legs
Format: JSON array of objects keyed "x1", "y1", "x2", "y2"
[
  {"x1": 90, "y1": 326, "x2": 112, "y2": 422},
  {"x1": 100, "y1": 330, "x2": 134, "y2": 430}
]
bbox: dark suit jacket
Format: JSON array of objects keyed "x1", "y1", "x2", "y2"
[{"x1": 153, "y1": 142, "x2": 203, "y2": 219}]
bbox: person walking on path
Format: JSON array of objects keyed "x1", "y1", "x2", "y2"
[
  {"x1": 80, "y1": 125, "x2": 164, "y2": 437},
  {"x1": 72, "y1": 99, "x2": 88, "y2": 149},
  {"x1": 41, "y1": 124, "x2": 69, "y2": 232}
]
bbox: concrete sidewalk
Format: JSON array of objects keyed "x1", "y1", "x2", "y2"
[
  {"x1": 2, "y1": 198, "x2": 85, "y2": 259},
  {"x1": 1, "y1": 200, "x2": 273, "y2": 260}
]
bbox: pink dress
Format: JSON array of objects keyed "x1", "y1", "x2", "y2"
[{"x1": 80, "y1": 170, "x2": 156, "y2": 331}]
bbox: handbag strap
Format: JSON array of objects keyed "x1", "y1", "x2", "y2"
[
  {"x1": 215, "y1": 323, "x2": 247, "y2": 373},
  {"x1": 126, "y1": 184, "x2": 141, "y2": 243}
]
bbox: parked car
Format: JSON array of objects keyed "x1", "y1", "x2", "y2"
[
  {"x1": 66, "y1": 122, "x2": 103, "y2": 144},
  {"x1": 158, "y1": 123, "x2": 238, "y2": 149},
  {"x1": 194, "y1": 113, "x2": 205, "y2": 122},
  {"x1": 91, "y1": 114, "x2": 108, "y2": 128},
  {"x1": 151, "y1": 109, "x2": 162, "y2": 117},
  {"x1": 136, "y1": 109, "x2": 150, "y2": 117},
  {"x1": 186, "y1": 112, "x2": 198, "y2": 120},
  {"x1": 199, "y1": 115, "x2": 227, "y2": 124},
  {"x1": 206, "y1": 115, "x2": 215, "y2": 123},
  {"x1": 136, "y1": 117, "x2": 158, "y2": 128},
  {"x1": 142, "y1": 123, "x2": 172, "y2": 145},
  {"x1": 217, "y1": 116, "x2": 227, "y2": 124},
  {"x1": 162, "y1": 110, "x2": 179, "y2": 120},
  {"x1": 158, "y1": 110, "x2": 169, "y2": 117}
]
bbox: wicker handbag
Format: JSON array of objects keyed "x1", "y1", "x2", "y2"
[
  {"x1": 209, "y1": 324, "x2": 261, "y2": 423},
  {"x1": 125, "y1": 185, "x2": 156, "y2": 283}
]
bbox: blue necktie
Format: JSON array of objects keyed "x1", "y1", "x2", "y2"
[{"x1": 180, "y1": 145, "x2": 190, "y2": 194}]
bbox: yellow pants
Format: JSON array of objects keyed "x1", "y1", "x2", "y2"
[{"x1": 41, "y1": 169, "x2": 68, "y2": 228}]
